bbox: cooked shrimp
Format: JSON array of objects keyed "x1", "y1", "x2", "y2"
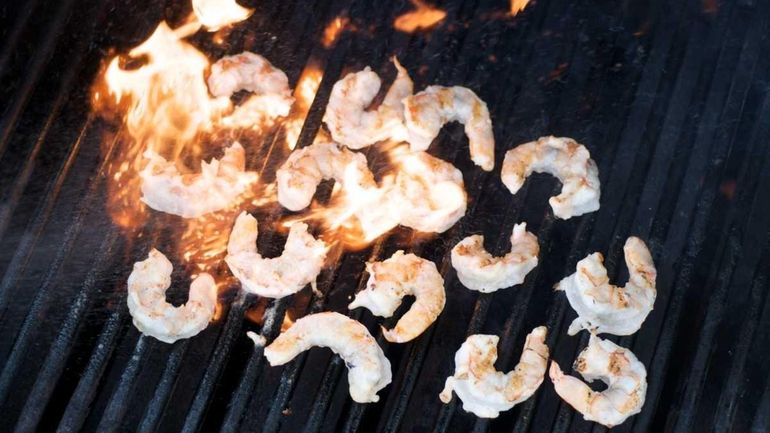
[
  {"x1": 193, "y1": 0, "x2": 252, "y2": 31},
  {"x1": 207, "y1": 52, "x2": 293, "y2": 124},
  {"x1": 549, "y1": 334, "x2": 647, "y2": 427},
  {"x1": 349, "y1": 251, "x2": 445, "y2": 343},
  {"x1": 264, "y1": 312, "x2": 392, "y2": 403},
  {"x1": 555, "y1": 236, "x2": 656, "y2": 336},
  {"x1": 276, "y1": 141, "x2": 378, "y2": 211},
  {"x1": 140, "y1": 142, "x2": 258, "y2": 218},
  {"x1": 324, "y1": 57, "x2": 413, "y2": 149},
  {"x1": 402, "y1": 85, "x2": 494, "y2": 171},
  {"x1": 225, "y1": 212, "x2": 327, "y2": 298},
  {"x1": 439, "y1": 326, "x2": 549, "y2": 418},
  {"x1": 127, "y1": 249, "x2": 217, "y2": 344},
  {"x1": 451, "y1": 223, "x2": 539, "y2": 293},
  {"x1": 391, "y1": 152, "x2": 467, "y2": 233},
  {"x1": 501, "y1": 136, "x2": 600, "y2": 220}
]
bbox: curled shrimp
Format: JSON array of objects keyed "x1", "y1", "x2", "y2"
[
  {"x1": 501, "y1": 136, "x2": 600, "y2": 220},
  {"x1": 556, "y1": 236, "x2": 656, "y2": 336},
  {"x1": 349, "y1": 250, "x2": 445, "y2": 343},
  {"x1": 127, "y1": 249, "x2": 217, "y2": 344},
  {"x1": 403, "y1": 85, "x2": 495, "y2": 171},
  {"x1": 391, "y1": 152, "x2": 467, "y2": 233},
  {"x1": 324, "y1": 57, "x2": 413, "y2": 149},
  {"x1": 451, "y1": 223, "x2": 539, "y2": 293},
  {"x1": 140, "y1": 142, "x2": 258, "y2": 218},
  {"x1": 264, "y1": 312, "x2": 392, "y2": 403},
  {"x1": 440, "y1": 326, "x2": 549, "y2": 418},
  {"x1": 276, "y1": 141, "x2": 378, "y2": 211},
  {"x1": 207, "y1": 52, "x2": 294, "y2": 126},
  {"x1": 550, "y1": 334, "x2": 647, "y2": 427},
  {"x1": 225, "y1": 212, "x2": 327, "y2": 299}
]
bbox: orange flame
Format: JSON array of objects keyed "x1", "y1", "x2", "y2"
[
  {"x1": 284, "y1": 63, "x2": 323, "y2": 150},
  {"x1": 322, "y1": 16, "x2": 349, "y2": 48},
  {"x1": 192, "y1": 0, "x2": 253, "y2": 31},
  {"x1": 509, "y1": 0, "x2": 531, "y2": 15},
  {"x1": 394, "y1": 0, "x2": 446, "y2": 33}
]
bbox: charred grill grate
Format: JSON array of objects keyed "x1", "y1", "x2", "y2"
[{"x1": 1, "y1": 0, "x2": 770, "y2": 432}]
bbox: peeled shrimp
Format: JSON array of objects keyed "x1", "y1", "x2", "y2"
[
  {"x1": 127, "y1": 249, "x2": 217, "y2": 344},
  {"x1": 208, "y1": 52, "x2": 294, "y2": 125},
  {"x1": 264, "y1": 312, "x2": 392, "y2": 403},
  {"x1": 403, "y1": 85, "x2": 494, "y2": 171},
  {"x1": 391, "y1": 152, "x2": 467, "y2": 233},
  {"x1": 349, "y1": 251, "x2": 445, "y2": 343},
  {"x1": 439, "y1": 326, "x2": 549, "y2": 418},
  {"x1": 225, "y1": 212, "x2": 327, "y2": 298},
  {"x1": 550, "y1": 334, "x2": 647, "y2": 427},
  {"x1": 501, "y1": 136, "x2": 600, "y2": 220},
  {"x1": 192, "y1": 0, "x2": 252, "y2": 31},
  {"x1": 276, "y1": 141, "x2": 378, "y2": 211},
  {"x1": 140, "y1": 142, "x2": 258, "y2": 218},
  {"x1": 324, "y1": 57, "x2": 413, "y2": 149},
  {"x1": 555, "y1": 237, "x2": 656, "y2": 336},
  {"x1": 451, "y1": 223, "x2": 539, "y2": 293}
]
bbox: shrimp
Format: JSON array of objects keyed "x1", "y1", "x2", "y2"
[
  {"x1": 276, "y1": 141, "x2": 378, "y2": 211},
  {"x1": 225, "y1": 212, "x2": 327, "y2": 299},
  {"x1": 127, "y1": 249, "x2": 217, "y2": 344},
  {"x1": 140, "y1": 142, "x2": 258, "y2": 218},
  {"x1": 439, "y1": 326, "x2": 549, "y2": 418},
  {"x1": 264, "y1": 312, "x2": 392, "y2": 403},
  {"x1": 349, "y1": 251, "x2": 445, "y2": 343},
  {"x1": 192, "y1": 0, "x2": 252, "y2": 31},
  {"x1": 208, "y1": 52, "x2": 294, "y2": 125},
  {"x1": 555, "y1": 236, "x2": 656, "y2": 336},
  {"x1": 391, "y1": 152, "x2": 467, "y2": 233},
  {"x1": 451, "y1": 223, "x2": 539, "y2": 293},
  {"x1": 549, "y1": 334, "x2": 647, "y2": 427},
  {"x1": 501, "y1": 136, "x2": 600, "y2": 220},
  {"x1": 402, "y1": 85, "x2": 495, "y2": 171},
  {"x1": 324, "y1": 57, "x2": 413, "y2": 149}
]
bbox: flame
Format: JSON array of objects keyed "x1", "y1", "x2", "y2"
[
  {"x1": 192, "y1": 0, "x2": 253, "y2": 31},
  {"x1": 322, "y1": 16, "x2": 349, "y2": 48},
  {"x1": 284, "y1": 63, "x2": 323, "y2": 150},
  {"x1": 509, "y1": 0, "x2": 531, "y2": 15},
  {"x1": 394, "y1": 0, "x2": 446, "y2": 33}
]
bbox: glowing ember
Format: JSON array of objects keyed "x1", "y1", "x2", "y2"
[
  {"x1": 394, "y1": 0, "x2": 446, "y2": 33},
  {"x1": 509, "y1": 0, "x2": 531, "y2": 15},
  {"x1": 322, "y1": 16, "x2": 349, "y2": 48},
  {"x1": 284, "y1": 63, "x2": 323, "y2": 150},
  {"x1": 192, "y1": 0, "x2": 253, "y2": 31}
]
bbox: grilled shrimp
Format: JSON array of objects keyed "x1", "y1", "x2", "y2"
[
  {"x1": 225, "y1": 212, "x2": 327, "y2": 298},
  {"x1": 451, "y1": 223, "x2": 539, "y2": 293},
  {"x1": 276, "y1": 141, "x2": 378, "y2": 211},
  {"x1": 349, "y1": 251, "x2": 445, "y2": 343},
  {"x1": 550, "y1": 334, "x2": 647, "y2": 427},
  {"x1": 501, "y1": 136, "x2": 600, "y2": 220},
  {"x1": 391, "y1": 152, "x2": 467, "y2": 233},
  {"x1": 264, "y1": 312, "x2": 392, "y2": 403},
  {"x1": 140, "y1": 142, "x2": 258, "y2": 218},
  {"x1": 193, "y1": 0, "x2": 252, "y2": 31},
  {"x1": 440, "y1": 326, "x2": 549, "y2": 418},
  {"x1": 208, "y1": 52, "x2": 294, "y2": 124},
  {"x1": 324, "y1": 57, "x2": 413, "y2": 149},
  {"x1": 403, "y1": 85, "x2": 494, "y2": 171},
  {"x1": 127, "y1": 249, "x2": 217, "y2": 344},
  {"x1": 555, "y1": 237, "x2": 656, "y2": 336}
]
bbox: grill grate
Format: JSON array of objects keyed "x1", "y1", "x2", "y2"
[{"x1": 2, "y1": 0, "x2": 770, "y2": 432}]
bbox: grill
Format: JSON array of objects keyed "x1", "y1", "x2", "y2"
[{"x1": 1, "y1": 0, "x2": 770, "y2": 432}]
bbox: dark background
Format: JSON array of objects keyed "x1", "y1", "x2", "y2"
[{"x1": 1, "y1": 0, "x2": 769, "y2": 432}]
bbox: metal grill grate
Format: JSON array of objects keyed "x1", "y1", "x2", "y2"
[{"x1": 1, "y1": 0, "x2": 770, "y2": 432}]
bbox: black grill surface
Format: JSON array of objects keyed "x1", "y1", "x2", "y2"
[{"x1": 2, "y1": 0, "x2": 770, "y2": 432}]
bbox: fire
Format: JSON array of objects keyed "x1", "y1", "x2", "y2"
[
  {"x1": 394, "y1": 0, "x2": 446, "y2": 33},
  {"x1": 322, "y1": 16, "x2": 349, "y2": 48},
  {"x1": 509, "y1": 0, "x2": 531, "y2": 15},
  {"x1": 284, "y1": 63, "x2": 323, "y2": 150},
  {"x1": 192, "y1": 0, "x2": 253, "y2": 31}
]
